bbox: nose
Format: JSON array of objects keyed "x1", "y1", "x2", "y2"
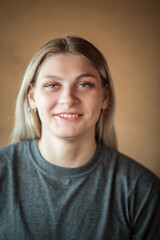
[{"x1": 59, "y1": 87, "x2": 79, "y2": 107}]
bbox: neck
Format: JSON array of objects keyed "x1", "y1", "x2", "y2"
[{"x1": 38, "y1": 133, "x2": 97, "y2": 168}]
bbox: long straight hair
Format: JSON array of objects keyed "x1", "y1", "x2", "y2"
[{"x1": 11, "y1": 36, "x2": 118, "y2": 150}]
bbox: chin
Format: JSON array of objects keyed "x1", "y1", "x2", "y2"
[
  {"x1": 53, "y1": 131, "x2": 80, "y2": 139},
  {"x1": 57, "y1": 135, "x2": 80, "y2": 142}
]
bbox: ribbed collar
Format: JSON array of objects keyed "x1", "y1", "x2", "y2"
[{"x1": 28, "y1": 140, "x2": 104, "y2": 180}]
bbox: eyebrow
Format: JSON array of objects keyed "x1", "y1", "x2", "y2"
[{"x1": 41, "y1": 73, "x2": 98, "y2": 81}]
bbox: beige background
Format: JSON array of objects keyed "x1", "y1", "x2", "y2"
[{"x1": 0, "y1": 0, "x2": 160, "y2": 177}]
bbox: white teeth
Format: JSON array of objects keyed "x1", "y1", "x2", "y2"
[{"x1": 58, "y1": 114, "x2": 78, "y2": 118}]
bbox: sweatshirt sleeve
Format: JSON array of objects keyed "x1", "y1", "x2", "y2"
[{"x1": 130, "y1": 172, "x2": 160, "y2": 240}]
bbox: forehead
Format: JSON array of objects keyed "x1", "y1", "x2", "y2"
[{"x1": 37, "y1": 53, "x2": 100, "y2": 78}]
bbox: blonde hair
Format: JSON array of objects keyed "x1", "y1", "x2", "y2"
[{"x1": 11, "y1": 36, "x2": 118, "y2": 149}]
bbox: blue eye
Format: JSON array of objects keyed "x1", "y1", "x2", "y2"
[
  {"x1": 46, "y1": 83, "x2": 59, "y2": 88},
  {"x1": 79, "y1": 82, "x2": 94, "y2": 88}
]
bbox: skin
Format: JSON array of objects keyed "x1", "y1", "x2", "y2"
[{"x1": 28, "y1": 53, "x2": 110, "y2": 168}]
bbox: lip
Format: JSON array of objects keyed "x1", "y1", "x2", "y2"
[{"x1": 54, "y1": 112, "x2": 83, "y2": 121}]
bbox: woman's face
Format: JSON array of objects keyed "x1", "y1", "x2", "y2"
[{"x1": 28, "y1": 53, "x2": 109, "y2": 142}]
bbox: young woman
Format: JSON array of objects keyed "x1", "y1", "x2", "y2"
[{"x1": 0, "y1": 36, "x2": 159, "y2": 240}]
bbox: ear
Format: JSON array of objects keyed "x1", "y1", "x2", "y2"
[
  {"x1": 27, "y1": 83, "x2": 37, "y2": 109},
  {"x1": 101, "y1": 83, "x2": 111, "y2": 110}
]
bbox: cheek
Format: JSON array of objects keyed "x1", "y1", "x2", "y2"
[
  {"x1": 35, "y1": 97, "x2": 54, "y2": 123},
  {"x1": 35, "y1": 92, "x2": 56, "y2": 109},
  {"x1": 86, "y1": 93, "x2": 103, "y2": 115},
  {"x1": 90, "y1": 92, "x2": 103, "y2": 108}
]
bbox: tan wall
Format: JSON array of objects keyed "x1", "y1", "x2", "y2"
[{"x1": 0, "y1": 0, "x2": 160, "y2": 177}]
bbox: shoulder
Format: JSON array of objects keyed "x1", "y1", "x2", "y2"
[
  {"x1": 0, "y1": 140, "x2": 30, "y2": 156},
  {"x1": 0, "y1": 140, "x2": 34, "y2": 168},
  {"x1": 98, "y1": 144, "x2": 160, "y2": 196}
]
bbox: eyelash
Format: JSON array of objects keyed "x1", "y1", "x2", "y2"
[
  {"x1": 45, "y1": 83, "x2": 59, "y2": 89},
  {"x1": 78, "y1": 82, "x2": 94, "y2": 88},
  {"x1": 44, "y1": 81, "x2": 95, "y2": 90}
]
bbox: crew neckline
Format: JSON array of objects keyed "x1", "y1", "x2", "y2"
[{"x1": 28, "y1": 140, "x2": 103, "y2": 180}]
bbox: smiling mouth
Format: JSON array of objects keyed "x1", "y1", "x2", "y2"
[{"x1": 54, "y1": 113, "x2": 83, "y2": 119}]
